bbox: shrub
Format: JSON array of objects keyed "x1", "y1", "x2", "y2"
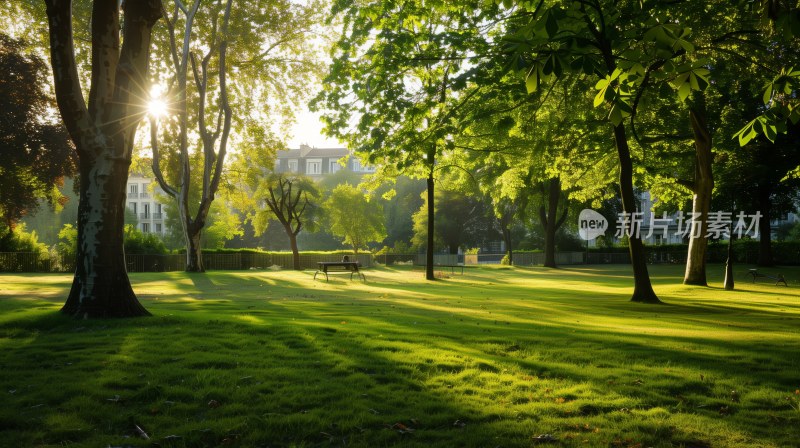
[
  {"x1": 0, "y1": 223, "x2": 48, "y2": 254},
  {"x1": 56, "y1": 223, "x2": 78, "y2": 260},
  {"x1": 124, "y1": 225, "x2": 167, "y2": 254}
]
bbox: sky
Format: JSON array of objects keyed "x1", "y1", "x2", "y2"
[{"x1": 287, "y1": 108, "x2": 345, "y2": 149}]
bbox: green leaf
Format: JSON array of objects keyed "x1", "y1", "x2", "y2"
[
  {"x1": 733, "y1": 120, "x2": 758, "y2": 146},
  {"x1": 763, "y1": 84, "x2": 774, "y2": 105},
  {"x1": 525, "y1": 69, "x2": 538, "y2": 94},
  {"x1": 789, "y1": 106, "x2": 800, "y2": 125},
  {"x1": 545, "y1": 11, "x2": 559, "y2": 38},
  {"x1": 677, "y1": 82, "x2": 691, "y2": 102},
  {"x1": 593, "y1": 88, "x2": 606, "y2": 107}
]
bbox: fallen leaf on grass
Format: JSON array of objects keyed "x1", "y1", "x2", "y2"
[
  {"x1": 390, "y1": 422, "x2": 414, "y2": 434},
  {"x1": 532, "y1": 434, "x2": 558, "y2": 443},
  {"x1": 453, "y1": 419, "x2": 466, "y2": 428},
  {"x1": 133, "y1": 424, "x2": 149, "y2": 440},
  {"x1": 208, "y1": 400, "x2": 221, "y2": 408}
]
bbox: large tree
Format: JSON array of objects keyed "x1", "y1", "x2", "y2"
[
  {"x1": 43, "y1": 0, "x2": 161, "y2": 317},
  {"x1": 0, "y1": 33, "x2": 76, "y2": 233},
  {"x1": 150, "y1": 0, "x2": 323, "y2": 272},
  {"x1": 504, "y1": 1, "x2": 722, "y2": 302},
  {"x1": 313, "y1": 0, "x2": 499, "y2": 280},
  {"x1": 149, "y1": 0, "x2": 233, "y2": 272}
]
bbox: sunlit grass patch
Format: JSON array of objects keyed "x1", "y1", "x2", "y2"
[{"x1": 1, "y1": 264, "x2": 799, "y2": 447}]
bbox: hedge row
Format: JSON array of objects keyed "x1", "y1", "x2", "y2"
[{"x1": 512, "y1": 241, "x2": 800, "y2": 265}]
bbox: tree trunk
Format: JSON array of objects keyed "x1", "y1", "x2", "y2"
[
  {"x1": 185, "y1": 225, "x2": 204, "y2": 272},
  {"x1": 540, "y1": 177, "x2": 563, "y2": 268},
  {"x1": 61, "y1": 157, "x2": 149, "y2": 318},
  {"x1": 502, "y1": 225, "x2": 512, "y2": 265},
  {"x1": 613, "y1": 124, "x2": 661, "y2": 304},
  {"x1": 426, "y1": 171, "x2": 435, "y2": 280},
  {"x1": 45, "y1": 0, "x2": 161, "y2": 317},
  {"x1": 288, "y1": 230, "x2": 301, "y2": 270},
  {"x1": 684, "y1": 102, "x2": 714, "y2": 286},
  {"x1": 724, "y1": 222, "x2": 735, "y2": 290},
  {"x1": 757, "y1": 186, "x2": 774, "y2": 267}
]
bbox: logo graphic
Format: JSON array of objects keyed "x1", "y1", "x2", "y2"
[{"x1": 578, "y1": 209, "x2": 608, "y2": 241}]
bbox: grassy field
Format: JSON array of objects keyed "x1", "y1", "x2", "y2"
[{"x1": 1, "y1": 264, "x2": 799, "y2": 448}]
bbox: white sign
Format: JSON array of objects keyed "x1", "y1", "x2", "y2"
[{"x1": 578, "y1": 209, "x2": 608, "y2": 241}]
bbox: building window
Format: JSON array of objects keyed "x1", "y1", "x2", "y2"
[
  {"x1": 274, "y1": 159, "x2": 281, "y2": 171},
  {"x1": 288, "y1": 159, "x2": 298, "y2": 172},
  {"x1": 129, "y1": 202, "x2": 137, "y2": 214},
  {"x1": 141, "y1": 223, "x2": 150, "y2": 233},
  {"x1": 129, "y1": 184, "x2": 138, "y2": 197},
  {"x1": 329, "y1": 160, "x2": 340, "y2": 173},
  {"x1": 306, "y1": 159, "x2": 322, "y2": 175},
  {"x1": 142, "y1": 203, "x2": 150, "y2": 219},
  {"x1": 351, "y1": 158, "x2": 361, "y2": 172},
  {"x1": 155, "y1": 223, "x2": 162, "y2": 233}
]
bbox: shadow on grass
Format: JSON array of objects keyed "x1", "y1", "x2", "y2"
[{"x1": 1, "y1": 267, "x2": 799, "y2": 447}]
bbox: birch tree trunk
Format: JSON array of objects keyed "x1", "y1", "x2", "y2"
[
  {"x1": 45, "y1": 0, "x2": 161, "y2": 317},
  {"x1": 185, "y1": 223, "x2": 205, "y2": 272},
  {"x1": 150, "y1": 0, "x2": 233, "y2": 273}
]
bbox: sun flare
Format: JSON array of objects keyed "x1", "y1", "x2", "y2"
[{"x1": 148, "y1": 98, "x2": 167, "y2": 118}]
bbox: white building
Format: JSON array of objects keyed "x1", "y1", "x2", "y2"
[
  {"x1": 126, "y1": 173, "x2": 167, "y2": 235},
  {"x1": 274, "y1": 144, "x2": 375, "y2": 178}
]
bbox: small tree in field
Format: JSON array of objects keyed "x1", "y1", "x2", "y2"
[
  {"x1": 254, "y1": 173, "x2": 320, "y2": 270},
  {"x1": 325, "y1": 184, "x2": 386, "y2": 254}
]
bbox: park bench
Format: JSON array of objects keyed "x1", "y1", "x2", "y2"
[
  {"x1": 747, "y1": 269, "x2": 788, "y2": 286},
  {"x1": 313, "y1": 257, "x2": 365, "y2": 282}
]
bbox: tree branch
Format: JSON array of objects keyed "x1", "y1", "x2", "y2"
[
  {"x1": 43, "y1": 0, "x2": 94, "y2": 157},
  {"x1": 149, "y1": 117, "x2": 179, "y2": 198}
]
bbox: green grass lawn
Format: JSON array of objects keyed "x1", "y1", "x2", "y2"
[{"x1": 1, "y1": 264, "x2": 799, "y2": 448}]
